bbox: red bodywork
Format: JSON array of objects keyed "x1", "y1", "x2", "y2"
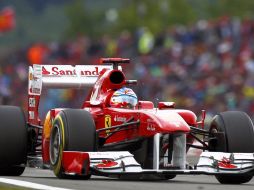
[
  {"x1": 62, "y1": 152, "x2": 90, "y2": 175},
  {"x1": 38, "y1": 59, "x2": 200, "y2": 165},
  {"x1": 23, "y1": 58, "x2": 254, "y2": 181}
]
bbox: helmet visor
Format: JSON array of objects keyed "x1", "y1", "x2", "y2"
[{"x1": 111, "y1": 94, "x2": 138, "y2": 108}]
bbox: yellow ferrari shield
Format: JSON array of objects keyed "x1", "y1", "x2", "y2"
[{"x1": 105, "y1": 115, "x2": 111, "y2": 135}]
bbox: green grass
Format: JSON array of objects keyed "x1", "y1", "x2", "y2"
[{"x1": 0, "y1": 184, "x2": 26, "y2": 190}]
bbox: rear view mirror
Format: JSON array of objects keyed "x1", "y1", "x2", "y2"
[{"x1": 158, "y1": 102, "x2": 175, "y2": 109}]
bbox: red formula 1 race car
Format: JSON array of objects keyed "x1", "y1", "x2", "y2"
[{"x1": 0, "y1": 58, "x2": 254, "y2": 184}]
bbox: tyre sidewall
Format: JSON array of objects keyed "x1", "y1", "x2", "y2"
[
  {"x1": 50, "y1": 114, "x2": 66, "y2": 177},
  {"x1": 210, "y1": 111, "x2": 254, "y2": 153},
  {"x1": 209, "y1": 114, "x2": 227, "y2": 152}
]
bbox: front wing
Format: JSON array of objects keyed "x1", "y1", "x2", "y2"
[{"x1": 61, "y1": 151, "x2": 254, "y2": 177}]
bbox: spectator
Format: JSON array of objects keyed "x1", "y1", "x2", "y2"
[{"x1": 1, "y1": 16, "x2": 254, "y2": 120}]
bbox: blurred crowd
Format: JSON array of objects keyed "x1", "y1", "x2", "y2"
[{"x1": 1, "y1": 16, "x2": 254, "y2": 120}]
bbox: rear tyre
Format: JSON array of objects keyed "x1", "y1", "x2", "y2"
[
  {"x1": 0, "y1": 166, "x2": 26, "y2": 176},
  {"x1": 49, "y1": 109, "x2": 96, "y2": 179},
  {"x1": 0, "y1": 106, "x2": 27, "y2": 176},
  {"x1": 209, "y1": 111, "x2": 254, "y2": 184}
]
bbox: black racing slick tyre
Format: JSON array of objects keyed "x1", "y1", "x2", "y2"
[
  {"x1": 209, "y1": 111, "x2": 254, "y2": 184},
  {"x1": 49, "y1": 109, "x2": 96, "y2": 179},
  {"x1": 0, "y1": 106, "x2": 27, "y2": 176}
]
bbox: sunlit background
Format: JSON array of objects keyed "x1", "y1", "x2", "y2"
[{"x1": 1, "y1": 0, "x2": 254, "y2": 121}]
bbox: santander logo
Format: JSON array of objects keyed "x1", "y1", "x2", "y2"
[
  {"x1": 42, "y1": 66, "x2": 102, "y2": 76},
  {"x1": 42, "y1": 67, "x2": 50, "y2": 75}
]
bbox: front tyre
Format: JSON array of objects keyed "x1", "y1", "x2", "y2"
[
  {"x1": 209, "y1": 111, "x2": 254, "y2": 184},
  {"x1": 49, "y1": 109, "x2": 96, "y2": 179}
]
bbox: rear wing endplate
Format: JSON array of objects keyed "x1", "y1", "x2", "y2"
[{"x1": 28, "y1": 64, "x2": 116, "y2": 125}]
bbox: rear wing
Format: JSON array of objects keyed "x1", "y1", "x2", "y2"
[
  {"x1": 28, "y1": 64, "x2": 115, "y2": 96},
  {"x1": 28, "y1": 64, "x2": 115, "y2": 125}
]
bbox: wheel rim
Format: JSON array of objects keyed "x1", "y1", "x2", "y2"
[{"x1": 50, "y1": 125, "x2": 61, "y2": 165}]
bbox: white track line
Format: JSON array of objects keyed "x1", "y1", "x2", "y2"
[{"x1": 0, "y1": 178, "x2": 74, "y2": 190}]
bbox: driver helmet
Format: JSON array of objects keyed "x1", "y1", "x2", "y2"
[{"x1": 110, "y1": 87, "x2": 138, "y2": 109}]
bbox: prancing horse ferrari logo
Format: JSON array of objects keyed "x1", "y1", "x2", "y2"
[{"x1": 105, "y1": 115, "x2": 111, "y2": 135}]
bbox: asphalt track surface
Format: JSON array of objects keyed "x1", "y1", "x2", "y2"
[{"x1": 0, "y1": 166, "x2": 253, "y2": 190}]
